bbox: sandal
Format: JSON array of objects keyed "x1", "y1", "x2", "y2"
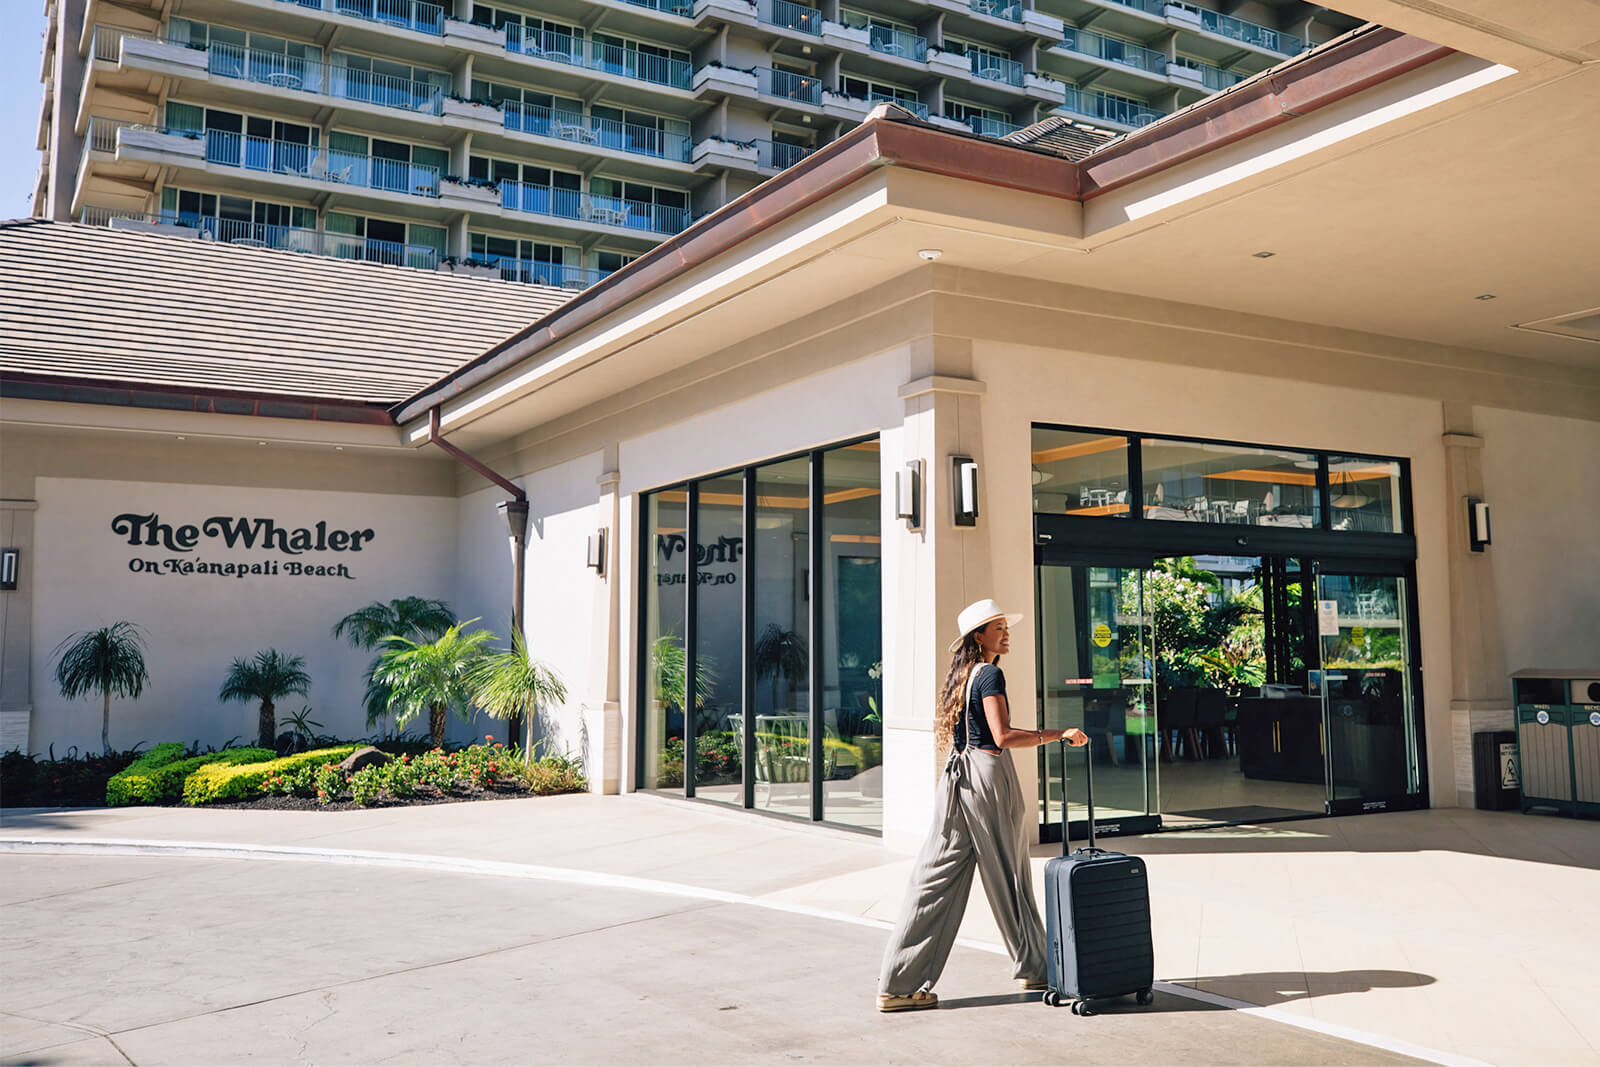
[
  {"x1": 1017, "y1": 978, "x2": 1048, "y2": 991},
  {"x1": 876, "y1": 990, "x2": 939, "y2": 1013}
]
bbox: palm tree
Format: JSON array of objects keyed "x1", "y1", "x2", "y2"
[
  {"x1": 52, "y1": 622, "x2": 150, "y2": 755},
  {"x1": 373, "y1": 620, "x2": 497, "y2": 746},
  {"x1": 754, "y1": 625, "x2": 808, "y2": 712},
  {"x1": 332, "y1": 597, "x2": 454, "y2": 733},
  {"x1": 469, "y1": 630, "x2": 568, "y2": 763},
  {"x1": 219, "y1": 650, "x2": 312, "y2": 749}
]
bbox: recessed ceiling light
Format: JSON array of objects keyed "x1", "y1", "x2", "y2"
[
  {"x1": 175, "y1": 435, "x2": 186, "y2": 441},
  {"x1": 1252, "y1": 251, "x2": 1275, "y2": 258},
  {"x1": 801, "y1": 115, "x2": 811, "y2": 123},
  {"x1": 335, "y1": 445, "x2": 345, "y2": 451},
  {"x1": 1475, "y1": 293, "x2": 1496, "y2": 300},
  {"x1": 257, "y1": 441, "x2": 267, "y2": 446},
  {"x1": 918, "y1": 248, "x2": 943, "y2": 261}
]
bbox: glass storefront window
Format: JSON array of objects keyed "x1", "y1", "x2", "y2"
[
  {"x1": 820, "y1": 441, "x2": 883, "y2": 831},
  {"x1": 693, "y1": 476, "x2": 745, "y2": 804},
  {"x1": 1031, "y1": 428, "x2": 1132, "y2": 517},
  {"x1": 1328, "y1": 456, "x2": 1405, "y2": 533},
  {"x1": 752, "y1": 456, "x2": 812, "y2": 819},
  {"x1": 1141, "y1": 438, "x2": 1320, "y2": 527},
  {"x1": 641, "y1": 488, "x2": 688, "y2": 791}
]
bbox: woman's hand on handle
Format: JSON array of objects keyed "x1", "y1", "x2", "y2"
[{"x1": 1061, "y1": 728, "x2": 1089, "y2": 747}]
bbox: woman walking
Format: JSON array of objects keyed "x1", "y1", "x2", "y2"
[{"x1": 876, "y1": 598, "x2": 1087, "y2": 1012}]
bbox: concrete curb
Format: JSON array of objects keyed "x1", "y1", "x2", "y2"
[{"x1": 0, "y1": 836, "x2": 1489, "y2": 1067}]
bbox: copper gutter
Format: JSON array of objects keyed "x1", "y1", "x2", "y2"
[
  {"x1": 392, "y1": 27, "x2": 1455, "y2": 427},
  {"x1": 0, "y1": 371, "x2": 394, "y2": 424}
]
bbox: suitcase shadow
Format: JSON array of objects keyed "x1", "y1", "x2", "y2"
[
  {"x1": 936, "y1": 990, "x2": 1220, "y2": 1013},
  {"x1": 1160, "y1": 969, "x2": 1435, "y2": 1006}
]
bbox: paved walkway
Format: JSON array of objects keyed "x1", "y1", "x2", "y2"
[{"x1": 1, "y1": 797, "x2": 1595, "y2": 1065}]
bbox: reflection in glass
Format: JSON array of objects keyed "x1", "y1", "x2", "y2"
[
  {"x1": 820, "y1": 440, "x2": 883, "y2": 831},
  {"x1": 1141, "y1": 438, "x2": 1320, "y2": 527},
  {"x1": 1317, "y1": 573, "x2": 1418, "y2": 802},
  {"x1": 693, "y1": 475, "x2": 744, "y2": 804},
  {"x1": 641, "y1": 488, "x2": 688, "y2": 791},
  {"x1": 751, "y1": 457, "x2": 811, "y2": 817},
  {"x1": 1030, "y1": 428, "x2": 1132, "y2": 517},
  {"x1": 1327, "y1": 456, "x2": 1404, "y2": 533}
]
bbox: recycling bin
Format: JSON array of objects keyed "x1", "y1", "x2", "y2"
[{"x1": 1512, "y1": 670, "x2": 1600, "y2": 818}]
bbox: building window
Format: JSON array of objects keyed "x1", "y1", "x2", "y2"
[{"x1": 637, "y1": 437, "x2": 884, "y2": 831}]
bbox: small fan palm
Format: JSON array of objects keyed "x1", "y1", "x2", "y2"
[
  {"x1": 754, "y1": 624, "x2": 808, "y2": 712},
  {"x1": 52, "y1": 621, "x2": 150, "y2": 755},
  {"x1": 333, "y1": 597, "x2": 454, "y2": 732},
  {"x1": 373, "y1": 620, "x2": 497, "y2": 746},
  {"x1": 470, "y1": 630, "x2": 568, "y2": 762},
  {"x1": 219, "y1": 650, "x2": 312, "y2": 749}
]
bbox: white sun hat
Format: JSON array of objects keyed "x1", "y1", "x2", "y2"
[{"x1": 948, "y1": 598, "x2": 1023, "y2": 652}]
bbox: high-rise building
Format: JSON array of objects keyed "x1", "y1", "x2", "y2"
[{"x1": 34, "y1": 0, "x2": 1357, "y2": 289}]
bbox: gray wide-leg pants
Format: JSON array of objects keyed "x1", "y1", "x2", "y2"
[{"x1": 878, "y1": 748, "x2": 1047, "y2": 995}]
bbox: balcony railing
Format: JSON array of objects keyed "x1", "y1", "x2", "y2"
[
  {"x1": 859, "y1": 92, "x2": 929, "y2": 119},
  {"x1": 90, "y1": 24, "x2": 153, "y2": 62},
  {"x1": 482, "y1": 255, "x2": 609, "y2": 289},
  {"x1": 620, "y1": 0, "x2": 695, "y2": 17},
  {"x1": 79, "y1": 205, "x2": 441, "y2": 268},
  {"x1": 1059, "y1": 27, "x2": 1167, "y2": 75},
  {"x1": 964, "y1": 114, "x2": 1021, "y2": 138},
  {"x1": 866, "y1": 25, "x2": 927, "y2": 62},
  {"x1": 970, "y1": 52, "x2": 1024, "y2": 87},
  {"x1": 193, "y1": 40, "x2": 448, "y2": 115},
  {"x1": 153, "y1": 126, "x2": 445, "y2": 197},
  {"x1": 1168, "y1": 3, "x2": 1301, "y2": 53},
  {"x1": 762, "y1": 140, "x2": 814, "y2": 168},
  {"x1": 758, "y1": 66, "x2": 822, "y2": 105},
  {"x1": 968, "y1": 0, "x2": 1022, "y2": 22},
  {"x1": 1094, "y1": 0, "x2": 1164, "y2": 16},
  {"x1": 330, "y1": 0, "x2": 445, "y2": 35},
  {"x1": 759, "y1": 0, "x2": 822, "y2": 35},
  {"x1": 86, "y1": 114, "x2": 133, "y2": 153},
  {"x1": 503, "y1": 100, "x2": 692, "y2": 162},
  {"x1": 504, "y1": 25, "x2": 693, "y2": 90},
  {"x1": 1174, "y1": 59, "x2": 1244, "y2": 89},
  {"x1": 1060, "y1": 86, "x2": 1163, "y2": 126},
  {"x1": 500, "y1": 182, "x2": 691, "y2": 235}
]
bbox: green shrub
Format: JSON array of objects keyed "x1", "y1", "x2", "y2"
[
  {"x1": 314, "y1": 763, "x2": 347, "y2": 804},
  {"x1": 516, "y1": 749, "x2": 588, "y2": 796},
  {"x1": 349, "y1": 765, "x2": 384, "y2": 807},
  {"x1": 260, "y1": 763, "x2": 319, "y2": 798},
  {"x1": 181, "y1": 745, "x2": 360, "y2": 805},
  {"x1": 106, "y1": 745, "x2": 274, "y2": 806}
]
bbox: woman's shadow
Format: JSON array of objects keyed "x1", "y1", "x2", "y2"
[{"x1": 939, "y1": 970, "x2": 1435, "y2": 1012}]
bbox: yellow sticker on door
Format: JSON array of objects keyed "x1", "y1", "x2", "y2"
[{"x1": 1092, "y1": 622, "x2": 1112, "y2": 647}]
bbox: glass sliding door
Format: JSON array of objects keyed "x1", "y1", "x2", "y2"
[
  {"x1": 692, "y1": 476, "x2": 745, "y2": 805},
  {"x1": 640, "y1": 488, "x2": 688, "y2": 791},
  {"x1": 1037, "y1": 561, "x2": 1160, "y2": 841},
  {"x1": 752, "y1": 457, "x2": 811, "y2": 818},
  {"x1": 1315, "y1": 570, "x2": 1422, "y2": 811}
]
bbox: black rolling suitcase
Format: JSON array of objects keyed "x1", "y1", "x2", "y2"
[{"x1": 1042, "y1": 739, "x2": 1155, "y2": 1014}]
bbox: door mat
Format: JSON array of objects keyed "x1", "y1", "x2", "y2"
[{"x1": 1167, "y1": 805, "x2": 1316, "y2": 823}]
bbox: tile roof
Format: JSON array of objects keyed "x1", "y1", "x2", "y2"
[
  {"x1": 1001, "y1": 115, "x2": 1120, "y2": 161},
  {"x1": 0, "y1": 219, "x2": 573, "y2": 405}
]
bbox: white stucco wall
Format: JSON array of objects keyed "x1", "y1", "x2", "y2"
[
  {"x1": 1474, "y1": 406, "x2": 1600, "y2": 672},
  {"x1": 29, "y1": 477, "x2": 456, "y2": 754}
]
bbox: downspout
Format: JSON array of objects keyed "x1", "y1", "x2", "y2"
[{"x1": 428, "y1": 408, "x2": 531, "y2": 752}]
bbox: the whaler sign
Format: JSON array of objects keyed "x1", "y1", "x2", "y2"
[{"x1": 112, "y1": 512, "x2": 376, "y2": 580}]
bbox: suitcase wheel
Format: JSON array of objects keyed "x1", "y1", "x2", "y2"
[
  {"x1": 1070, "y1": 1000, "x2": 1094, "y2": 1016},
  {"x1": 1137, "y1": 988, "x2": 1154, "y2": 1006},
  {"x1": 1042, "y1": 991, "x2": 1062, "y2": 1007}
]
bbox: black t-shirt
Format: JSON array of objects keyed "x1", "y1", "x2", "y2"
[{"x1": 955, "y1": 663, "x2": 1005, "y2": 752}]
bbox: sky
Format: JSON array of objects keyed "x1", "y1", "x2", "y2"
[{"x1": 3, "y1": 6, "x2": 51, "y2": 220}]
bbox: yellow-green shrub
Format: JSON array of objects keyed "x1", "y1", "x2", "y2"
[
  {"x1": 107, "y1": 746, "x2": 275, "y2": 806},
  {"x1": 181, "y1": 746, "x2": 361, "y2": 805}
]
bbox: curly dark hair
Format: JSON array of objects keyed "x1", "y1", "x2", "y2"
[{"x1": 934, "y1": 623, "x2": 1001, "y2": 757}]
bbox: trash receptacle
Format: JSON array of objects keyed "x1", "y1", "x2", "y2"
[
  {"x1": 1472, "y1": 729, "x2": 1518, "y2": 810},
  {"x1": 1512, "y1": 670, "x2": 1600, "y2": 818}
]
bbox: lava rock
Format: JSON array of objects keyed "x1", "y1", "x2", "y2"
[{"x1": 337, "y1": 746, "x2": 392, "y2": 773}]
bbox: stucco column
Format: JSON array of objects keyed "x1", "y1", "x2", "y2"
[
  {"x1": 0, "y1": 500, "x2": 38, "y2": 753},
  {"x1": 583, "y1": 466, "x2": 623, "y2": 794},
  {"x1": 1442, "y1": 408, "x2": 1511, "y2": 808},
  {"x1": 882, "y1": 336, "x2": 990, "y2": 851}
]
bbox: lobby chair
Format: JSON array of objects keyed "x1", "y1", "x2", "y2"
[
  {"x1": 1195, "y1": 688, "x2": 1229, "y2": 758},
  {"x1": 1162, "y1": 687, "x2": 1198, "y2": 760}
]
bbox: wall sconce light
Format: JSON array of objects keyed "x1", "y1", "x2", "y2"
[
  {"x1": 586, "y1": 529, "x2": 607, "y2": 575},
  {"x1": 0, "y1": 548, "x2": 17, "y2": 591},
  {"x1": 1467, "y1": 497, "x2": 1491, "y2": 552},
  {"x1": 895, "y1": 460, "x2": 922, "y2": 530},
  {"x1": 952, "y1": 455, "x2": 979, "y2": 527}
]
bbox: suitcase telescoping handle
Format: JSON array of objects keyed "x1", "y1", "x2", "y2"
[{"x1": 1059, "y1": 736, "x2": 1098, "y2": 857}]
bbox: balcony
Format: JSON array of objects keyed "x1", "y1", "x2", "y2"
[
  {"x1": 503, "y1": 101, "x2": 692, "y2": 162},
  {"x1": 970, "y1": 52, "x2": 1024, "y2": 88},
  {"x1": 500, "y1": 183, "x2": 691, "y2": 235},
  {"x1": 1165, "y1": 3, "x2": 1302, "y2": 54},
  {"x1": 504, "y1": 25, "x2": 694, "y2": 90},
  {"x1": 968, "y1": 0, "x2": 1022, "y2": 23},
  {"x1": 758, "y1": 0, "x2": 822, "y2": 35},
  {"x1": 866, "y1": 25, "x2": 928, "y2": 63},
  {"x1": 1093, "y1": 0, "x2": 1164, "y2": 15},
  {"x1": 618, "y1": 0, "x2": 694, "y2": 17},
  {"x1": 480, "y1": 256, "x2": 610, "y2": 290},
  {"x1": 964, "y1": 114, "x2": 1021, "y2": 138},
  {"x1": 1058, "y1": 27, "x2": 1167, "y2": 76},
  {"x1": 1170, "y1": 59, "x2": 1244, "y2": 90},
  {"x1": 859, "y1": 92, "x2": 929, "y2": 119},
  {"x1": 79, "y1": 205, "x2": 441, "y2": 267},
  {"x1": 765, "y1": 140, "x2": 814, "y2": 168},
  {"x1": 328, "y1": 0, "x2": 446, "y2": 36},
  {"x1": 188, "y1": 40, "x2": 447, "y2": 116},
  {"x1": 1059, "y1": 86, "x2": 1164, "y2": 127},
  {"x1": 757, "y1": 66, "x2": 823, "y2": 106}
]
